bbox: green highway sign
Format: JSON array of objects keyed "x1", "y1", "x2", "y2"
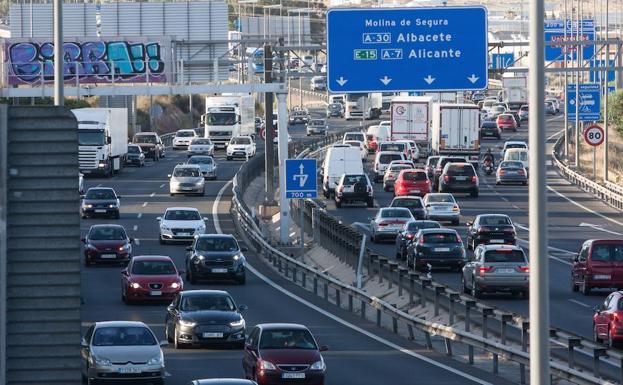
[{"x1": 354, "y1": 49, "x2": 377, "y2": 60}]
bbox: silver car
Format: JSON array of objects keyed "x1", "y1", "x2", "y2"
[
  {"x1": 306, "y1": 118, "x2": 328, "y2": 136},
  {"x1": 169, "y1": 164, "x2": 205, "y2": 196},
  {"x1": 495, "y1": 161, "x2": 527, "y2": 185},
  {"x1": 423, "y1": 193, "x2": 460, "y2": 226},
  {"x1": 461, "y1": 244, "x2": 530, "y2": 298},
  {"x1": 187, "y1": 138, "x2": 215, "y2": 156},
  {"x1": 81, "y1": 321, "x2": 166, "y2": 384},
  {"x1": 370, "y1": 207, "x2": 415, "y2": 243},
  {"x1": 187, "y1": 155, "x2": 217, "y2": 180}
]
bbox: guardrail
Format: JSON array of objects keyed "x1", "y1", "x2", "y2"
[
  {"x1": 552, "y1": 136, "x2": 623, "y2": 210},
  {"x1": 232, "y1": 130, "x2": 623, "y2": 385}
]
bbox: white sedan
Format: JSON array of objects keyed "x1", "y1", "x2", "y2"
[
  {"x1": 187, "y1": 138, "x2": 215, "y2": 156},
  {"x1": 158, "y1": 207, "x2": 207, "y2": 244},
  {"x1": 226, "y1": 136, "x2": 256, "y2": 160}
]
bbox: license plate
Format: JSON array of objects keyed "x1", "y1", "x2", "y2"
[
  {"x1": 95, "y1": 209, "x2": 106, "y2": 213},
  {"x1": 235, "y1": 152, "x2": 245, "y2": 156},
  {"x1": 506, "y1": 171, "x2": 517, "y2": 175},
  {"x1": 594, "y1": 274, "x2": 611, "y2": 280},
  {"x1": 409, "y1": 189, "x2": 420, "y2": 193},
  {"x1": 118, "y1": 367, "x2": 141, "y2": 374},
  {"x1": 203, "y1": 332, "x2": 224, "y2": 338},
  {"x1": 435, "y1": 247, "x2": 450, "y2": 252},
  {"x1": 212, "y1": 268, "x2": 228, "y2": 273},
  {"x1": 455, "y1": 176, "x2": 468, "y2": 181},
  {"x1": 182, "y1": 187, "x2": 193, "y2": 191},
  {"x1": 490, "y1": 239, "x2": 504, "y2": 243},
  {"x1": 282, "y1": 373, "x2": 306, "y2": 379},
  {"x1": 499, "y1": 268, "x2": 515, "y2": 274},
  {"x1": 150, "y1": 291, "x2": 162, "y2": 296},
  {"x1": 178, "y1": 232, "x2": 190, "y2": 237},
  {"x1": 101, "y1": 254, "x2": 116, "y2": 259}
]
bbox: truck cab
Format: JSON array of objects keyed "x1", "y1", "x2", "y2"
[{"x1": 202, "y1": 95, "x2": 255, "y2": 149}]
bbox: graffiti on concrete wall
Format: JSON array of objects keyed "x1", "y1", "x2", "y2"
[{"x1": 5, "y1": 39, "x2": 167, "y2": 85}]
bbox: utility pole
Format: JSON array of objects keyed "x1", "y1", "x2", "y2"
[
  {"x1": 53, "y1": 0, "x2": 63, "y2": 106},
  {"x1": 564, "y1": 0, "x2": 569, "y2": 160},
  {"x1": 604, "y1": 0, "x2": 610, "y2": 182},
  {"x1": 575, "y1": 3, "x2": 581, "y2": 167},
  {"x1": 264, "y1": 44, "x2": 276, "y2": 206}
]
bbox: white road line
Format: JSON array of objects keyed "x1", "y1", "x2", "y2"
[
  {"x1": 137, "y1": 213, "x2": 143, "y2": 219},
  {"x1": 150, "y1": 192, "x2": 156, "y2": 197},
  {"x1": 134, "y1": 239, "x2": 140, "y2": 246},
  {"x1": 568, "y1": 299, "x2": 592, "y2": 308},
  {"x1": 160, "y1": 184, "x2": 166, "y2": 188},
  {"x1": 578, "y1": 222, "x2": 623, "y2": 236},
  {"x1": 133, "y1": 225, "x2": 138, "y2": 231},
  {"x1": 547, "y1": 185, "x2": 623, "y2": 228},
  {"x1": 142, "y1": 202, "x2": 148, "y2": 207},
  {"x1": 212, "y1": 178, "x2": 494, "y2": 385},
  {"x1": 546, "y1": 128, "x2": 564, "y2": 141}
]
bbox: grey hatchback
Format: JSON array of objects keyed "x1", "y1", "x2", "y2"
[{"x1": 406, "y1": 228, "x2": 466, "y2": 271}]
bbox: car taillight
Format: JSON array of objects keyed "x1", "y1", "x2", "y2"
[
  {"x1": 456, "y1": 234, "x2": 463, "y2": 244},
  {"x1": 479, "y1": 266, "x2": 493, "y2": 275},
  {"x1": 367, "y1": 185, "x2": 372, "y2": 193},
  {"x1": 338, "y1": 186, "x2": 344, "y2": 193},
  {"x1": 518, "y1": 169, "x2": 526, "y2": 175},
  {"x1": 471, "y1": 175, "x2": 478, "y2": 184},
  {"x1": 518, "y1": 266, "x2": 530, "y2": 273},
  {"x1": 419, "y1": 235, "x2": 425, "y2": 244},
  {"x1": 452, "y1": 205, "x2": 460, "y2": 212},
  {"x1": 443, "y1": 175, "x2": 449, "y2": 183},
  {"x1": 499, "y1": 170, "x2": 506, "y2": 176},
  {"x1": 379, "y1": 222, "x2": 388, "y2": 227},
  {"x1": 406, "y1": 233, "x2": 414, "y2": 239}
]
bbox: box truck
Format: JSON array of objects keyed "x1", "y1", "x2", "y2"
[
  {"x1": 390, "y1": 96, "x2": 433, "y2": 157},
  {"x1": 201, "y1": 94, "x2": 255, "y2": 148},
  {"x1": 72, "y1": 108, "x2": 128, "y2": 178},
  {"x1": 344, "y1": 93, "x2": 382, "y2": 120},
  {"x1": 431, "y1": 103, "x2": 481, "y2": 165}
]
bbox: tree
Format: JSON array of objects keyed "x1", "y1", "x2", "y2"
[{"x1": 607, "y1": 90, "x2": 623, "y2": 136}]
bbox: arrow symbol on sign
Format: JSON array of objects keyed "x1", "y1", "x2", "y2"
[
  {"x1": 423, "y1": 75, "x2": 436, "y2": 84},
  {"x1": 380, "y1": 76, "x2": 392, "y2": 85},
  {"x1": 336, "y1": 77, "x2": 348, "y2": 86},
  {"x1": 293, "y1": 163, "x2": 308, "y2": 188},
  {"x1": 467, "y1": 74, "x2": 479, "y2": 83}
]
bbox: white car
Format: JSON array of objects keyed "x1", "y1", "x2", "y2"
[
  {"x1": 169, "y1": 164, "x2": 205, "y2": 196},
  {"x1": 79, "y1": 173, "x2": 84, "y2": 194},
  {"x1": 499, "y1": 140, "x2": 528, "y2": 159},
  {"x1": 423, "y1": 193, "x2": 460, "y2": 226},
  {"x1": 397, "y1": 140, "x2": 420, "y2": 160},
  {"x1": 158, "y1": 207, "x2": 207, "y2": 244},
  {"x1": 273, "y1": 133, "x2": 292, "y2": 145},
  {"x1": 226, "y1": 136, "x2": 256, "y2": 160},
  {"x1": 172, "y1": 129, "x2": 198, "y2": 150},
  {"x1": 187, "y1": 138, "x2": 215, "y2": 156},
  {"x1": 379, "y1": 120, "x2": 391, "y2": 128}
]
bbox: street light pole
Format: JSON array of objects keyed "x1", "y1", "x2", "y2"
[
  {"x1": 564, "y1": 0, "x2": 569, "y2": 160},
  {"x1": 604, "y1": 0, "x2": 610, "y2": 182},
  {"x1": 53, "y1": 0, "x2": 63, "y2": 106}
]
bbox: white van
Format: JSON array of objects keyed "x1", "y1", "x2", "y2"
[
  {"x1": 373, "y1": 151, "x2": 406, "y2": 182},
  {"x1": 504, "y1": 148, "x2": 529, "y2": 174},
  {"x1": 329, "y1": 94, "x2": 345, "y2": 105},
  {"x1": 322, "y1": 145, "x2": 364, "y2": 198},
  {"x1": 343, "y1": 131, "x2": 367, "y2": 147}
]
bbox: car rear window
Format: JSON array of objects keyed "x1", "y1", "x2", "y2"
[
  {"x1": 484, "y1": 250, "x2": 526, "y2": 263},
  {"x1": 403, "y1": 171, "x2": 427, "y2": 181},
  {"x1": 591, "y1": 244, "x2": 623, "y2": 262},
  {"x1": 379, "y1": 154, "x2": 402, "y2": 163},
  {"x1": 344, "y1": 175, "x2": 367, "y2": 185},
  {"x1": 393, "y1": 199, "x2": 423, "y2": 208},
  {"x1": 446, "y1": 164, "x2": 475, "y2": 176},
  {"x1": 427, "y1": 157, "x2": 440, "y2": 167},
  {"x1": 380, "y1": 209, "x2": 412, "y2": 218},
  {"x1": 499, "y1": 115, "x2": 513, "y2": 121},
  {"x1": 380, "y1": 143, "x2": 406, "y2": 152},
  {"x1": 423, "y1": 233, "x2": 458, "y2": 243},
  {"x1": 389, "y1": 164, "x2": 410, "y2": 172},
  {"x1": 345, "y1": 133, "x2": 364, "y2": 141},
  {"x1": 480, "y1": 216, "x2": 512, "y2": 226},
  {"x1": 439, "y1": 158, "x2": 465, "y2": 168},
  {"x1": 407, "y1": 221, "x2": 441, "y2": 231},
  {"x1": 500, "y1": 161, "x2": 523, "y2": 169}
]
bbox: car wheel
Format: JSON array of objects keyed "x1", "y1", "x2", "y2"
[
  {"x1": 522, "y1": 290, "x2": 529, "y2": 299},
  {"x1": 461, "y1": 276, "x2": 470, "y2": 294},
  {"x1": 121, "y1": 289, "x2": 128, "y2": 304},
  {"x1": 159, "y1": 237, "x2": 166, "y2": 245},
  {"x1": 452, "y1": 218, "x2": 460, "y2": 226},
  {"x1": 237, "y1": 274, "x2": 246, "y2": 285},
  {"x1": 114, "y1": 212, "x2": 120, "y2": 220},
  {"x1": 85, "y1": 258, "x2": 92, "y2": 267},
  {"x1": 466, "y1": 237, "x2": 472, "y2": 250},
  {"x1": 471, "y1": 279, "x2": 481, "y2": 298},
  {"x1": 166, "y1": 323, "x2": 174, "y2": 343},
  {"x1": 522, "y1": 181, "x2": 527, "y2": 186},
  {"x1": 581, "y1": 277, "x2": 591, "y2": 295},
  {"x1": 227, "y1": 156, "x2": 232, "y2": 161},
  {"x1": 371, "y1": 233, "x2": 376, "y2": 243},
  {"x1": 367, "y1": 199, "x2": 374, "y2": 208},
  {"x1": 571, "y1": 276, "x2": 579, "y2": 292},
  {"x1": 323, "y1": 190, "x2": 329, "y2": 199}
]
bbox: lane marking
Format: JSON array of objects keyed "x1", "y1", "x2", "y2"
[
  {"x1": 133, "y1": 225, "x2": 138, "y2": 231},
  {"x1": 578, "y1": 222, "x2": 623, "y2": 236},
  {"x1": 142, "y1": 202, "x2": 148, "y2": 207},
  {"x1": 134, "y1": 238, "x2": 140, "y2": 246},
  {"x1": 547, "y1": 185, "x2": 623, "y2": 228},
  {"x1": 137, "y1": 213, "x2": 143, "y2": 219},
  {"x1": 150, "y1": 192, "x2": 156, "y2": 197},
  {"x1": 568, "y1": 299, "x2": 592, "y2": 308},
  {"x1": 212, "y1": 179, "x2": 494, "y2": 385},
  {"x1": 160, "y1": 184, "x2": 166, "y2": 188}
]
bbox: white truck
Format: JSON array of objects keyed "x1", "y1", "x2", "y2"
[
  {"x1": 431, "y1": 103, "x2": 481, "y2": 165},
  {"x1": 500, "y1": 76, "x2": 528, "y2": 104},
  {"x1": 344, "y1": 93, "x2": 382, "y2": 120},
  {"x1": 201, "y1": 94, "x2": 255, "y2": 149},
  {"x1": 72, "y1": 108, "x2": 128, "y2": 178},
  {"x1": 390, "y1": 96, "x2": 433, "y2": 157}
]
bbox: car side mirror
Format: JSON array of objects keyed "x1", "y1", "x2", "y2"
[
  {"x1": 121, "y1": 268, "x2": 129, "y2": 276},
  {"x1": 80, "y1": 338, "x2": 88, "y2": 348},
  {"x1": 239, "y1": 304, "x2": 248, "y2": 311},
  {"x1": 116, "y1": 195, "x2": 121, "y2": 199},
  {"x1": 178, "y1": 270, "x2": 185, "y2": 276},
  {"x1": 167, "y1": 304, "x2": 175, "y2": 312},
  {"x1": 240, "y1": 246, "x2": 248, "y2": 252},
  {"x1": 80, "y1": 195, "x2": 85, "y2": 199},
  {"x1": 594, "y1": 305, "x2": 603, "y2": 313},
  {"x1": 203, "y1": 217, "x2": 209, "y2": 221},
  {"x1": 106, "y1": 136, "x2": 112, "y2": 145},
  {"x1": 156, "y1": 217, "x2": 162, "y2": 221},
  {"x1": 466, "y1": 222, "x2": 473, "y2": 227},
  {"x1": 81, "y1": 237, "x2": 86, "y2": 243},
  {"x1": 320, "y1": 345, "x2": 329, "y2": 352},
  {"x1": 129, "y1": 238, "x2": 135, "y2": 243}
]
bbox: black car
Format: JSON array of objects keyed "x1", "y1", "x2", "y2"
[
  {"x1": 185, "y1": 234, "x2": 247, "y2": 284},
  {"x1": 438, "y1": 162, "x2": 479, "y2": 198},
  {"x1": 466, "y1": 214, "x2": 517, "y2": 250},
  {"x1": 165, "y1": 290, "x2": 247, "y2": 349},
  {"x1": 425, "y1": 156, "x2": 440, "y2": 179},
  {"x1": 132, "y1": 132, "x2": 165, "y2": 160},
  {"x1": 480, "y1": 121, "x2": 501, "y2": 139},
  {"x1": 395, "y1": 220, "x2": 441, "y2": 260},
  {"x1": 389, "y1": 196, "x2": 427, "y2": 219},
  {"x1": 432, "y1": 156, "x2": 466, "y2": 189},
  {"x1": 334, "y1": 174, "x2": 373, "y2": 208},
  {"x1": 80, "y1": 187, "x2": 121, "y2": 219},
  {"x1": 406, "y1": 228, "x2": 466, "y2": 271},
  {"x1": 188, "y1": 380, "x2": 257, "y2": 385},
  {"x1": 124, "y1": 144, "x2": 145, "y2": 166}
]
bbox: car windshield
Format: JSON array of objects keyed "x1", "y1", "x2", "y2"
[
  {"x1": 423, "y1": 232, "x2": 458, "y2": 243},
  {"x1": 180, "y1": 295, "x2": 236, "y2": 312},
  {"x1": 379, "y1": 154, "x2": 402, "y2": 163},
  {"x1": 506, "y1": 151, "x2": 528, "y2": 162},
  {"x1": 407, "y1": 221, "x2": 440, "y2": 231},
  {"x1": 131, "y1": 260, "x2": 177, "y2": 275},
  {"x1": 344, "y1": 133, "x2": 363, "y2": 141},
  {"x1": 133, "y1": 135, "x2": 156, "y2": 144},
  {"x1": 500, "y1": 161, "x2": 524, "y2": 169},
  {"x1": 403, "y1": 171, "x2": 427, "y2": 181},
  {"x1": 480, "y1": 216, "x2": 512, "y2": 226},
  {"x1": 393, "y1": 199, "x2": 422, "y2": 208},
  {"x1": 427, "y1": 157, "x2": 440, "y2": 167},
  {"x1": 446, "y1": 164, "x2": 475, "y2": 176},
  {"x1": 344, "y1": 175, "x2": 366, "y2": 185},
  {"x1": 191, "y1": 139, "x2": 212, "y2": 145},
  {"x1": 484, "y1": 250, "x2": 526, "y2": 263},
  {"x1": 92, "y1": 326, "x2": 156, "y2": 346},
  {"x1": 330, "y1": 104, "x2": 342, "y2": 109},
  {"x1": 78, "y1": 130, "x2": 106, "y2": 146},
  {"x1": 259, "y1": 329, "x2": 317, "y2": 350},
  {"x1": 506, "y1": 143, "x2": 527, "y2": 150},
  {"x1": 309, "y1": 120, "x2": 325, "y2": 126},
  {"x1": 389, "y1": 165, "x2": 410, "y2": 172},
  {"x1": 427, "y1": 194, "x2": 455, "y2": 203},
  {"x1": 520, "y1": 106, "x2": 529, "y2": 111},
  {"x1": 380, "y1": 209, "x2": 411, "y2": 218},
  {"x1": 188, "y1": 157, "x2": 213, "y2": 165},
  {"x1": 195, "y1": 237, "x2": 239, "y2": 252},
  {"x1": 85, "y1": 189, "x2": 116, "y2": 200},
  {"x1": 127, "y1": 146, "x2": 140, "y2": 154},
  {"x1": 176, "y1": 131, "x2": 195, "y2": 137},
  {"x1": 164, "y1": 210, "x2": 201, "y2": 221},
  {"x1": 230, "y1": 137, "x2": 251, "y2": 145},
  {"x1": 591, "y1": 244, "x2": 623, "y2": 262},
  {"x1": 380, "y1": 143, "x2": 406, "y2": 152},
  {"x1": 89, "y1": 227, "x2": 126, "y2": 240},
  {"x1": 173, "y1": 168, "x2": 200, "y2": 177}
]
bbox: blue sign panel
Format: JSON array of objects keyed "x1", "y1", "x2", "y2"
[
  {"x1": 285, "y1": 159, "x2": 318, "y2": 199},
  {"x1": 326, "y1": 7, "x2": 488, "y2": 93},
  {"x1": 545, "y1": 19, "x2": 595, "y2": 62},
  {"x1": 589, "y1": 59, "x2": 615, "y2": 83},
  {"x1": 491, "y1": 53, "x2": 514, "y2": 69},
  {"x1": 567, "y1": 83, "x2": 601, "y2": 121}
]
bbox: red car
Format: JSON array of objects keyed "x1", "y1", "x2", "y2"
[
  {"x1": 571, "y1": 239, "x2": 623, "y2": 295},
  {"x1": 82, "y1": 224, "x2": 133, "y2": 266},
  {"x1": 496, "y1": 113, "x2": 517, "y2": 132},
  {"x1": 593, "y1": 291, "x2": 623, "y2": 347},
  {"x1": 243, "y1": 323, "x2": 327, "y2": 385},
  {"x1": 121, "y1": 255, "x2": 183, "y2": 304},
  {"x1": 394, "y1": 169, "x2": 431, "y2": 197}
]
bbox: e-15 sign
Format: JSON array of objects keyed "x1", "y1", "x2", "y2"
[{"x1": 354, "y1": 49, "x2": 377, "y2": 60}]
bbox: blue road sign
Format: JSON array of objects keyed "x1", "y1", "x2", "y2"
[
  {"x1": 567, "y1": 83, "x2": 601, "y2": 121},
  {"x1": 589, "y1": 59, "x2": 615, "y2": 83},
  {"x1": 545, "y1": 19, "x2": 595, "y2": 62},
  {"x1": 326, "y1": 7, "x2": 488, "y2": 93},
  {"x1": 608, "y1": 86, "x2": 616, "y2": 94},
  {"x1": 285, "y1": 159, "x2": 318, "y2": 199},
  {"x1": 491, "y1": 53, "x2": 514, "y2": 69}
]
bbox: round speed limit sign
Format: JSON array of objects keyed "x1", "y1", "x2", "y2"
[
  {"x1": 260, "y1": 128, "x2": 266, "y2": 141},
  {"x1": 584, "y1": 124, "x2": 604, "y2": 146}
]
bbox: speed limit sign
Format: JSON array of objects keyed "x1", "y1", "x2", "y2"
[
  {"x1": 584, "y1": 124, "x2": 604, "y2": 146},
  {"x1": 260, "y1": 128, "x2": 266, "y2": 141}
]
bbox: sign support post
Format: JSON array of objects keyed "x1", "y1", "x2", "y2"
[{"x1": 277, "y1": 92, "x2": 290, "y2": 244}]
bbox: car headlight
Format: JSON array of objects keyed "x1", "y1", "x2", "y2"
[
  {"x1": 259, "y1": 360, "x2": 276, "y2": 370},
  {"x1": 83, "y1": 204, "x2": 93, "y2": 209},
  {"x1": 147, "y1": 354, "x2": 163, "y2": 366},
  {"x1": 94, "y1": 356, "x2": 112, "y2": 367},
  {"x1": 310, "y1": 358, "x2": 325, "y2": 371},
  {"x1": 130, "y1": 282, "x2": 141, "y2": 289},
  {"x1": 233, "y1": 254, "x2": 240, "y2": 261},
  {"x1": 161, "y1": 225, "x2": 170, "y2": 231},
  {"x1": 179, "y1": 319, "x2": 196, "y2": 328},
  {"x1": 171, "y1": 282, "x2": 181, "y2": 289},
  {"x1": 197, "y1": 225, "x2": 206, "y2": 231},
  {"x1": 118, "y1": 244, "x2": 131, "y2": 252},
  {"x1": 195, "y1": 180, "x2": 203, "y2": 186},
  {"x1": 229, "y1": 318, "x2": 245, "y2": 328}
]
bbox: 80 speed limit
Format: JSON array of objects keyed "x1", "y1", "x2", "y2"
[{"x1": 583, "y1": 124, "x2": 605, "y2": 146}]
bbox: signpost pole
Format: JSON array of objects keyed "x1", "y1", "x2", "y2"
[
  {"x1": 299, "y1": 202, "x2": 304, "y2": 250},
  {"x1": 264, "y1": 44, "x2": 276, "y2": 206},
  {"x1": 575, "y1": 5, "x2": 581, "y2": 167},
  {"x1": 593, "y1": 145, "x2": 597, "y2": 181},
  {"x1": 53, "y1": 0, "x2": 63, "y2": 106},
  {"x1": 277, "y1": 92, "x2": 290, "y2": 245},
  {"x1": 564, "y1": 0, "x2": 569, "y2": 160},
  {"x1": 604, "y1": 0, "x2": 610, "y2": 182}
]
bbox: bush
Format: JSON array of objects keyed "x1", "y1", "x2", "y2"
[{"x1": 608, "y1": 90, "x2": 623, "y2": 136}]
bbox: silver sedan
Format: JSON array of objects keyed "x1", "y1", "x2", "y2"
[
  {"x1": 495, "y1": 161, "x2": 527, "y2": 185},
  {"x1": 423, "y1": 193, "x2": 461, "y2": 226},
  {"x1": 370, "y1": 207, "x2": 415, "y2": 243}
]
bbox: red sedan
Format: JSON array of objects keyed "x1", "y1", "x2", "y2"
[
  {"x1": 121, "y1": 255, "x2": 183, "y2": 304},
  {"x1": 82, "y1": 224, "x2": 133, "y2": 266},
  {"x1": 394, "y1": 169, "x2": 431, "y2": 197},
  {"x1": 594, "y1": 291, "x2": 623, "y2": 347},
  {"x1": 497, "y1": 113, "x2": 518, "y2": 132}
]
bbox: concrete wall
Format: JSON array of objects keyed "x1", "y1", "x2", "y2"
[{"x1": 2, "y1": 106, "x2": 81, "y2": 384}]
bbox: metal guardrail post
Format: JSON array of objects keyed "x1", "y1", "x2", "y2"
[
  {"x1": 465, "y1": 300, "x2": 476, "y2": 365},
  {"x1": 408, "y1": 272, "x2": 418, "y2": 304},
  {"x1": 397, "y1": 267, "x2": 408, "y2": 296},
  {"x1": 448, "y1": 293, "x2": 460, "y2": 325},
  {"x1": 378, "y1": 258, "x2": 387, "y2": 284},
  {"x1": 376, "y1": 308, "x2": 382, "y2": 326},
  {"x1": 313, "y1": 275, "x2": 318, "y2": 295},
  {"x1": 419, "y1": 279, "x2": 431, "y2": 307},
  {"x1": 482, "y1": 308, "x2": 494, "y2": 339},
  {"x1": 501, "y1": 314, "x2": 513, "y2": 345},
  {"x1": 567, "y1": 338, "x2": 581, "y2": 369},
  {"x1": 387, "y1": 262, "x2": 398, "y2": 289},
  {"x1": 360, "y1": 299, "x2": 366, "y2": 319},
  {"x1": 520, "y1": 321, "x2": 529, "y2": 384},
  {"x1": 592, "y1": 348, "x2": 607, "y2": 378},
  {"x1": 323, "y1": 282, "x2": 329, "y2": 301},
  {"x1": 620, "y1": 357, "x2": 623, "y2": 385},
  {"x1": 348, "y1": 293, "x2": 353, "y2": 312},
  {"x1": 335, "y1": 288, "x2": 341, "y2": 308},
  {"x1": 445, "y1": 338, "x2": 453, "y2": 356},
  {"x1": 392, "y1": 317, "x2": 398, "y2": 334},
  {"x1": 301, "y1": 270, "x2": 306, "y2": 289},
  {"x1": 434, "y1": 287, "x2": 445, "y2": 317}
]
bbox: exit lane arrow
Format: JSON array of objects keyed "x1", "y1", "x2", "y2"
[
  {"x1": 467, "y1": 74, "x2": 480, "y2": 83},
  {"x1": 380, "y1": 76, "x2": 392, "y2": 85},
  {"x1": 336, "y1": 77, "x2": 348, "y2": 86},
  {"x1": 423, "y1": 75, "x2": 435, "y2": 84}
]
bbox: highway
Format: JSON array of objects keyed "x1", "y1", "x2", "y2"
[
  {"x1": 319, "y1": 112, "x2": 623, "y2": 342},
  {"x1": 79, "y1": 116, "x2": 513, "y2": 385}
]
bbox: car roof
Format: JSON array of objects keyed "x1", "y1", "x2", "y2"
[
  {"x1": 134, "y1": 132, "x2": 157, "y2": 136},
  {"x1": 165, "y1": 207, "x2": 200, "y2": 212},
  {"x1": 377, "y1": 151, "x2": 403, "y2": 156},
  {"x1": 89, "y1": 224, "x2": 126, "y2": 230},
  {"x1": 87, "y1": 187, "x2": 115, "y2": 191},
  {"x1": 94, "y1": 320, "x2": 148, "y2": 328},
  {"x1": 174, "y1": 164, "x2": 202, "y2": 169},
  {"x1": 419, "y1": 228, "x2": 458, "y2": 234},
  {"x1": 257, "y1": 323, "x2": 310, "y2": 331},
  {"x1": 177, "y1": 129, "x2": 195, "y2": 132},
  {"x1": 477, "y1": 214, "x2": 511, "y2": 219},
  {"x1": 180, "y1": 289, "x2": 231, "y2": 298},
  {"x1": 380, "y1": 207, "x2": 411, "y2": 212},
  {"x1": 587, "y1": 239, "x2": 623, "y2": 245},
  {"x1": 131, "y1": 255, "x2": 174, "y2": 262},
  {"x1": 478, "y1": 244, "x2": 523, "y2": 252},
  {"x1": 504, "y1": 141, "x2": 527, "y2": 146},
  {"x1": 192, "y1": 380, "x2": 257, "y2": 385},
  {"x1": 392, "y1": 196, "x2": 423, "y2": 201},
  {"x1": 196, "y1": 233, "x2": 235, "y2": 239}
]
